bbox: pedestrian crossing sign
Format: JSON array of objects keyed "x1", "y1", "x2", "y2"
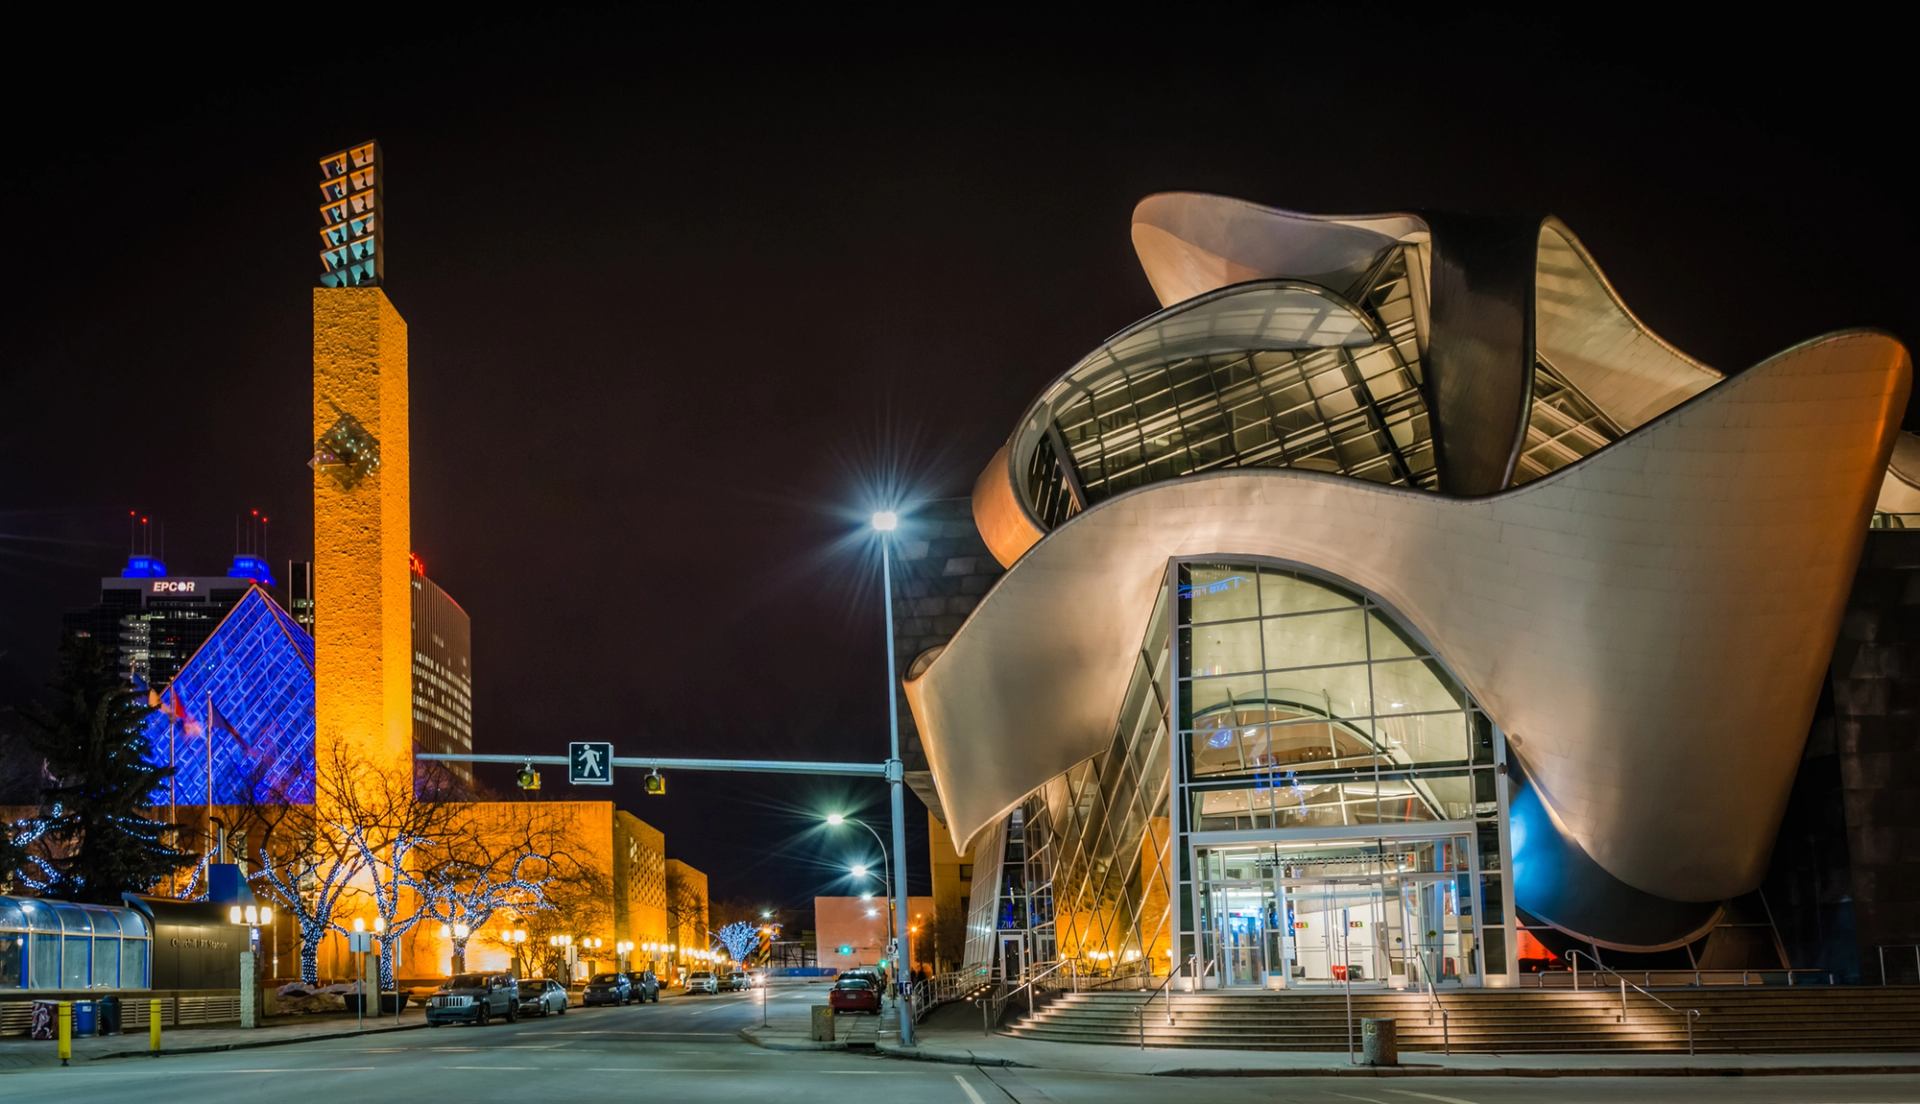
[{"x1": 569, "y1": 741, "x2": 614, "y2": 785}]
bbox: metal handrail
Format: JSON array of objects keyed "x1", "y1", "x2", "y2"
[
  {"x1": 977, "y1": 959, "x2": 1072, "y2": 1036},
  {"x1": 1568, "y1": 949, "x2": 1703, "y2": 1055},
  {"x1": 1527, "y1": 965, "x2": 1833, "y2": 988},
  {"x1": 1879, "y1": 944, "x2": 1920, "y2": 986},
  {"x1": 1136, "y1": 955, "x2": 1216, "y2": 1049},
  {"x1": 1406, "y1": 947, "x2": 1451, "y2": 1056}
]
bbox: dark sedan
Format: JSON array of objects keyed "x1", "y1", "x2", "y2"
[
  {"x1": 582, "y1": 972, "x2": 631, "y2": 1006},
  {"x1": 828, "y1": 976, "x2": 881, "y2": 1015}
]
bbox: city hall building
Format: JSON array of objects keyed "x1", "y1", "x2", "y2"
[{"x1": 907, "y1": 193, "x2": 1914, "y2": 991}]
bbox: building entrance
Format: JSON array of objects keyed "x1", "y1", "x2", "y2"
[{"x1": 1195, "y1": 831, "x2": 1479, "y2": 989}]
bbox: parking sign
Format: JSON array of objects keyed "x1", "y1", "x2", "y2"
[{"x1": 569, "y1": 741, "x2": 614, "y2": 785}]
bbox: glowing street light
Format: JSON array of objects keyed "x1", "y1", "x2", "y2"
[{"x1": 867, "y1": 502, "x2": 916, "y2": 1044}]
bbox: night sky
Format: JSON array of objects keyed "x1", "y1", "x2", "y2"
[{"x1": 3, "y1": 16, "x2": 1914, "y2": 910}]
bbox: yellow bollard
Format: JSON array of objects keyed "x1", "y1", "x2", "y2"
[
  {"x1": 57, "y1": 1001, "x2": 70, "y2": 1066},
  {"x1": 149, "y1": 998, "x2": 162, "y2": 1055}
]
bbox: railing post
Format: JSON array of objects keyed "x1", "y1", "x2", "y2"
[
  {"x1": 1882, "y1": 946, "x2": 1889, "y2": 986},
  {"x1": 979, "y1": 998, "x2": 989, "y2": 1037},
  {"x1": 1138, "y1": 1003, "x2": 1145, "y2": 1050},
  {"x1": 1344, "y1": 967, "x2": 1355, "y2": 1064},
  {"x1": 1572, "y1": 952, "x2": 1580, "y2": 991},
  {"x1": 1442, "y1": 1010, "x2": 1450, "y2": 1057},
  {"x1": 1687, "y1": 1010, "x2": 1697, "y2": 1056},
  {"x1": 1912, "y1": 945, "x2": 1918, "y2": 985},
  {"x1": 1619, "y1": 978, "x2": 1627, "y2": 1024}
]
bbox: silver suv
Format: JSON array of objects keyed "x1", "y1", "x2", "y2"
[{"x1": 684, "y1": 970, "x2": 717, "y2": 994}]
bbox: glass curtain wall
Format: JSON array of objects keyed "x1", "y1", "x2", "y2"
[
  {"x1": 962, "y1": 587, "x2": 1175, "y2": 986},
  {"x1": 1172, "y1": 561, "x2": 1514, "y2": 988},
  {"x1": 1023, "y1": 250, "x2": 1436, "y2": 526},
  {"x1": 1509, "y1": 357, "x2": 1622, "y2": 484}
]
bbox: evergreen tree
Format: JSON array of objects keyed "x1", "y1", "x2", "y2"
[{"x1": 21, "y1": 638, "x2": 193, "y2": 903}]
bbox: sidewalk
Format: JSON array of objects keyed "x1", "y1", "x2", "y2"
[
  {"x1": 750, "y1": 1002, "x2": 1920, "y2": 1077},
  {"x1": 0, "y1": 1008, "x2": 430, "y2": 1073}
]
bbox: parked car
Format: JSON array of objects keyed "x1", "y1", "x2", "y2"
[
  {"x1": 722, "y1": 969, "x2": 750, "y2": 992},
  {"x1": 517, "y1": 977, "x2": 568, "y2": 1017},
  {"x1": 582, "y1": 972, "x2": 631, "y2": 1006},
  {"x1": 624, "y1": 970, "x2": 660, "y2": 1003},
  {"x1": 684, "y1": 970, "x2": 718, "y2": 994},
  {"x1": 747, "y1": 968, "x2": 769, "y2": 989},
  {"x1": 426, "y1": 973, "x2": 519, "y2": 1026},
  {"x1": 839, "y1": 967, "x2": 885, "y2": 993},
  {"x1": 828, "y1": 975, "x2": 881, "y2": 1015}
]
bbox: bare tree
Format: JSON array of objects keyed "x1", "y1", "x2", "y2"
[{"x1": 411, "y1": 804, "x2": 585, "y2": 973}]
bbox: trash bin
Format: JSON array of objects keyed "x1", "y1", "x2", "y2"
[
  {"x1": 97, "y1": 995, "x2": 122, "y2": 1036},
  {"x1": 72, "y1": 999, "x2": 98, "y2": 1037},
  {"x1": 1360, "y1": 1017, "x2": 1397, "y2": 1066},
  {"x1": 29, "y1": 1000, "x2": 57, "y2": 1040},
  {"x1": 810, "y1": 1005, "x2": 835, "y2": 1042}
]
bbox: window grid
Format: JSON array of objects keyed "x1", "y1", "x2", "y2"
[{"x1": 1033, "y1": 251, "x2": 1437, "y2": 522}]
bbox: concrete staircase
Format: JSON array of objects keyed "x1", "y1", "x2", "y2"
[{"x1": 1002, "y1": 986, "x2": 1920, "y2": 1053}]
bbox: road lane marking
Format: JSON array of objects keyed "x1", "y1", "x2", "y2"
[
  {"x1": 442, "y1": 1065, "x2": 537, "y2": 1070},
  {"x1": 1332, "y1": 1093, "x2": 1395, "y2": 1104},
  {"x1": 954, "y1": 1072, "x2": 989, "y2": 1104},
  {"x1": 224, "y1": 1067, "x2": 377, "y2": 1073},
  {"x1": 1385, "y1": 1090, "x2": 1481, "y2": 1104}
]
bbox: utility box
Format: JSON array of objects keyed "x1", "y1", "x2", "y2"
[
  {"x1": 810, "y1": 1005, "x2": 835, "y2": 1042},
  {"x1": 1361, "y1": 1017, "x2": 1398, "y2": 1066}
]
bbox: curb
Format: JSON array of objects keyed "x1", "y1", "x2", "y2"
[
  {"x1": 89, "y1": 1018, "x2": 433, "y2": 1063},
  {"x1": 870, "y1": 1040, "x2": 1920, "y2": 1079},
  {"x1": 737, "y1": 1027, "x2": 848, "y2": 1052}
]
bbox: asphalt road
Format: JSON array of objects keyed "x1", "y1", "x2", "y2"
[{"x1": 8, "y1": 984, "x2": 1920, "y2": 1103}]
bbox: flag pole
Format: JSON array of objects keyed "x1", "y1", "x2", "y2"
[
  {"x1": 205, "y1": 691, "x2": 214, "y2": 862},
  {"x1": 168, "y1": 688, "x2": 178, "y2": 895}
]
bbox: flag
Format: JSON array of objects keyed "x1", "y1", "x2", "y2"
[
  {"x1": 160, "y1": 687, "x2": 200, "y2": 736},
  {"x1": 209, "y1": 701, "x2": 246, "y2": 749}
]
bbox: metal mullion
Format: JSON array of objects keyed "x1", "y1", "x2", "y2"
[{"x1": 1336, "y1": 347, "x2": 1416, "y2": 484}]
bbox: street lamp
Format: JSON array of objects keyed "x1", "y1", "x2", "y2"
[
  {"x1": 227, "y1": 904, "x2": 273, "y2": 1029},
  {"x1": 867, "y1": 506, "x2": 915, "y2": 1044}
]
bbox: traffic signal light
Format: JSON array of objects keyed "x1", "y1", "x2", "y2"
[
  {"x1": 516, "y1": 764, "x2": 540, "y2": 791},
  {"x1": 643, "y1": 769, "x2": 666, "y2": 796}
]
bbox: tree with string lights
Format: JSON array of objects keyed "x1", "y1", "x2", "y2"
[
  {"x1": 713, "y1": 920, "x2": 765, "y2": 964},
  {"x1": 16, "y1": 638, "x2": 193, "y2": 903}
]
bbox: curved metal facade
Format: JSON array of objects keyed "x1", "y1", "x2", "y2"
[{"x1": 916, "y1": 194, "x2": 1912, "y2": 956}]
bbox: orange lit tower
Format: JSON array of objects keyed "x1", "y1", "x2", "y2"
[{"x1": 310, "y1": 140, "x2": 412, "y2": 777}]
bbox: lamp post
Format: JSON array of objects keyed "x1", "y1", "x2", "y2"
[
  {"x1": 831, "y1": 815, "x2": 898, "y2": 959},
  {"x1": 227, "y1": 904, "x2": 273, "y2": 1029},
  {"x1": 869, "y1": 508, "x2": 916, "y2": 1045},
  {"x1": 440, "y1": 921, "x2": 472, "y2": 974}
]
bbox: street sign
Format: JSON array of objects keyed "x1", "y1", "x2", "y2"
[
  {"x1": 347, "y1": 931, "x2": 372, "y2": 954},
  {"x1": 569, "y1": 741, "x2": 613, "y2": 785}
]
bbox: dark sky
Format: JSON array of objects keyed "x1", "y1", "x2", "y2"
[{"x1": 3, "y1": 16, "x2": 1914, "y2": 909}]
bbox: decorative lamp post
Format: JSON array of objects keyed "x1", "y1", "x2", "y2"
[{"x1": 228, "y1": 904, "x2": 273, "y2": 1029}]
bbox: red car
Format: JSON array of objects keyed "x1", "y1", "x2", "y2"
[{"x1": 828, "y1": 976, "x2": 881, "y2": 1015}]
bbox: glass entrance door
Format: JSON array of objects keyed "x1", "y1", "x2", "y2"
[
  {"x1": 1278, "y1": 878, "x2": 1388, "y2": 987},
  {"x1": 1210, "y1": 884, "x2": 1269, "y2": 987}
]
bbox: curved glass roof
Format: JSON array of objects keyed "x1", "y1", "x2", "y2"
[
  {"x1": 1010, "y1": 262, "x2": 1436, "y2": 532},
  {"x1": 0, "y1": 895, "x2": 149, "y2": 937}
]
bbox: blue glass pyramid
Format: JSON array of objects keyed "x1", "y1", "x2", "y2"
[{"x1": 142, "y1": 586, "x2": 315, "y2": 805}]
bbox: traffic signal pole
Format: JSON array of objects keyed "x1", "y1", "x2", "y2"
[{"x1": 417, "y1": 753, "x2": 889, "y2": 778}]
